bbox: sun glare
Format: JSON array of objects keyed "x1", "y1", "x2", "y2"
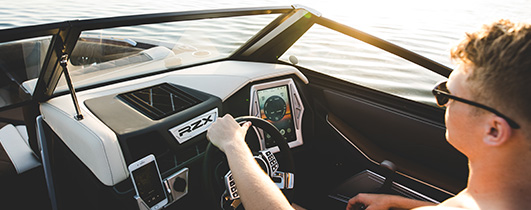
[{"x1": 293, "y1": 0, "x2": 459, "y2": 29}]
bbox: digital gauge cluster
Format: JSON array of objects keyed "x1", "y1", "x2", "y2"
[
  {"x1": 263, "y1": 95, "x2": 287, "y2": 122},
  {"x1": 250, "y1": 78, "x2": 304, "y2": 152}
]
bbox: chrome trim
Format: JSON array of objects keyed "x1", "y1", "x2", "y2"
[
  {"x1": 253, "y1": 155, "x2": 271, "y2": 176},
  {"x1": 368, "y1": 170, "x2": 439, "y2": 203},
  {"x1": 325, "y1": 114, "x2": 456, "y2": 197},
  {"x1": 328, "y1": 170, "x2": 439, "y2": 204},
  {"x1": 163, "y1": 168, "x2": 189, "y2": 206},
  {"x1": 224, "y1": 171, "x2": 240, "y2": 200},
  {"x1": 168, "y1": 108, "x2": 218, "y2": 144},
  {"x1": 259, "y1": 150, "x2": 279, "y2": 174},
  {"x1": 222, "y1": 151, "x2": 290, "y2": 201},
  {"x1": 249, "y1": 78, "x2": 304, "y2": 153},
  {"x1": 328, "y1": 194, "x2": 351, "y2": 203},
  {"x1": 291, "y1": 4, "x2": 322, "y2": 17},
  {"x1": 273, "y1": 171, "x2": 294, "y2": 189}
]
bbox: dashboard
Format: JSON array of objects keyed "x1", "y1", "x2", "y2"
[
  {"x1": 36, "y1": 59, "x2": 458, "y2": 209},
  {"x1": 39, "y1": 60, "x2": 308, "y2": 188}
]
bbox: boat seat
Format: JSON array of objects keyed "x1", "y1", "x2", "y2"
[{"x1": 0, "y1": 124, "x2": 41, "y2": 178}]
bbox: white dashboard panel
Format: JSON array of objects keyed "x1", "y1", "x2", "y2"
[{"x1": 40, "y1": 61, "x2": 307, "y2": 186}]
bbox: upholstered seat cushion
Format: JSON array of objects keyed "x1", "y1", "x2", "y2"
[{"x1": 0, "y1": 124, "x2": 40, "y2": 176}]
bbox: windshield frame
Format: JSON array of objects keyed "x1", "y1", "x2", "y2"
[{"x1": 0, "y1": 6, "x2": 294, "y2": 102}]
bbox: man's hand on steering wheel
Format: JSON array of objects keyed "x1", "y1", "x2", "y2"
[
  {"x1": 206, "y1": 114, "x2": 251, "y2": 153},
  {"x1": 204, "y1": 114, "x2": 295, "y2": 210}
]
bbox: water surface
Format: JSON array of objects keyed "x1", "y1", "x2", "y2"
[{"x1": 1, "y1": 0, "x2": 530, "y2": 104}]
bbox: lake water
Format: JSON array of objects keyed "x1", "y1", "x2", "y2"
[{"x1": 1, "y1": 0, "x2": 531, "y2": 104}]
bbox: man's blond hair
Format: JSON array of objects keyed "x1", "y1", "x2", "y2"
[{"x1": 451, "y1": 19, "x2": 531, "y2": 131}]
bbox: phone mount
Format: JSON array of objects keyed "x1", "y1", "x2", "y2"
[
  {"x1": 135, "y1": 195, "x2": 151, "y2": 210},
  {"x1": 134, "y1": 168, "x2": 189, "y2": 210},
  {"x1": 163, "y1": 168, "x2": 189, "y2": 205}
]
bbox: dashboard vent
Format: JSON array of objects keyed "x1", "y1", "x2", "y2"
[{"x1": 118, "y1": 83, "x2": 202, "y2": 120}]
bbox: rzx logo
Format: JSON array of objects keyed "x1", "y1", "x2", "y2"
[
  {"x1": 170, "y1": 109, "x2": 218, "y2": 144},
  {"x1": 178, "y1": 115, "x2": 214, "y2": 137}
]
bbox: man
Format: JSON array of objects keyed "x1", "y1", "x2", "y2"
[
  {"x1": 207, "y1": 19, "x2": 531, "y2": 210},
  {"x1": 348, "y1": 19, "x2": 531, "y2": 210}
]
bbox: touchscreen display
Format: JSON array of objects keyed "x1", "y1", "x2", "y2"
[
  {"x1": 132, "y1": 161, "x2": 166, "y2": 208},
  {"x1": 256, "y1": 85, "x2": 297, "y2": 147}
]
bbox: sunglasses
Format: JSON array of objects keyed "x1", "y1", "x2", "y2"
[{"x1": 432, "y1": 81, "x2": 520, "y2": 129}]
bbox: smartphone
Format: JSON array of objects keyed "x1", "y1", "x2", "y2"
[{"x1": 128, "y1": 154, "x2": 168, "y2": 210}]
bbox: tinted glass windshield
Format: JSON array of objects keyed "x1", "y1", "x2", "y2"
[
  {"x1": 280, "y1": 24, "x2": 446, "y2": 106},
  {"x1": 0, "y1": 36, "x2": 51, "y2": 108},
  {"x1": 51, "y1": 14, "x2": 279, "y2": 93}
]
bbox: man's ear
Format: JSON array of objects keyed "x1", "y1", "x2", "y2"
[{"x1": 483, "y1": 116, "x2": 512, "y2": 146}]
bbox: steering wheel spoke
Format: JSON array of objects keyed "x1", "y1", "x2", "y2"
[{"x1": 257, "y1": 150, "x2": 279, "y2": 174}]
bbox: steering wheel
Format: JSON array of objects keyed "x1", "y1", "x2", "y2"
[{"x1": 203, "y1": 116, "x2": 295, "y2": 209}]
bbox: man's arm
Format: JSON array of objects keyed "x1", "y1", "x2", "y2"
[
  {"x1": 347, "y1": 193, "x2": 436, "y2": 210},
  {"x1": 207, "y1": 114, "x2": 293, "y2": 210}
]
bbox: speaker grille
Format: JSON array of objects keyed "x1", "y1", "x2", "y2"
[{"x1": 118, "y1": 83, "x2": 201, "y2": 120}]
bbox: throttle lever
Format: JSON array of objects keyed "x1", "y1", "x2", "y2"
[{"x1": 376, "y1": 160, "x2": 397, "y2": 194}]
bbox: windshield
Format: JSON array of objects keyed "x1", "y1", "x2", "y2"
[
  {"x1": 280, "y1": 24, "x2": 447, "y2": 106},
  {"x1": 49, "y1": 14, "x2": 279, "y2": 93},
  {"x1": 0, "y1": 36, "x2": 51, "y2": 108}
]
